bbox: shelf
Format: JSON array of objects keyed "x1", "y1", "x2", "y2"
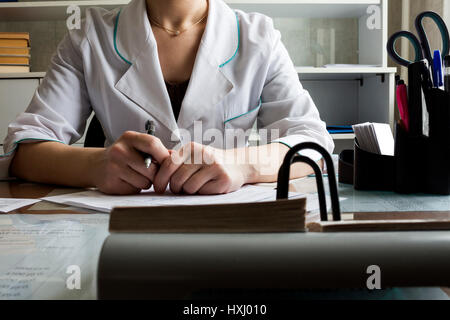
[
  {"x1": 296, "y1": 67, "x2": 397, "y2": 80},
  {"x1": 227, "y1": 0, "x2": 381, "y2": 18},
  {"x1": 0, "y1": 72, "x2": 46, "y2": 79},
  {"x1": 0, "y1": 0, "x2": 381, "y2": 21},
  {"x1": 0, "y1": 0, "x2": 128, "y2": 21},
  {"x1": 0, "y1": 67, "x2": 397, "y2": 80},
  {"x1": 330, "y1": 133, "x2": 355, "y2": 140}
]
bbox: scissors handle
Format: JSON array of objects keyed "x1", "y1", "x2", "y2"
[
  {"x1": 415, "y1": 11, "x2": 450, "y2": 65},
  {"x1": 387, "y1": 31, "x2": 424, "y2": 67}
]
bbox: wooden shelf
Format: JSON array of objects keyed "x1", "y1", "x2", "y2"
[{"x1": 0, "y1": 0, "x2": 381, "y2": 21}]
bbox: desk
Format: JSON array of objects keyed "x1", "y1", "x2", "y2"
[{"x1": 0, "y1": 180, "x2": 449, "y2": 300}]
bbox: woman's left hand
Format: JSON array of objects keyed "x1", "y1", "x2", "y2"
[{"x1": 152, "y1": 142, "x2": 251, "y2": 195}]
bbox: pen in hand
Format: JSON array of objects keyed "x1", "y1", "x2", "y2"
[{"x1": 144, "y1": 120, "x2": 155, "y2": 168}]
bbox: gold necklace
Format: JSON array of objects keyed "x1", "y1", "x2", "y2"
[{"x1": 149, "y1": 9, "x2": 208, "y2": 37}]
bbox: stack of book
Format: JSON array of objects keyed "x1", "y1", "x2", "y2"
[{"x1": 0, "y1": 32, "x2": 31, "y2": 73}]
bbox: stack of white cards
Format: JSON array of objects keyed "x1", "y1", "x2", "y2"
[{"x1": 352, "y1": 123, "x2": 395, "y2": 156}]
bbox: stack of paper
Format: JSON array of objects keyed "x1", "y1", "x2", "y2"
[
  {"x1": 352, "y1": 122, "x2": 395, "y2": 156},
  {"x1": 42, "y1": 185, "x2": 312, "y2": 213}
]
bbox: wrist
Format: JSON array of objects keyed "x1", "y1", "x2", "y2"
[
  {"x1": 223, "y1": 147, "x2": 259, "y2": 184},
  {"x1": 85, "y1": 148, "x2": 105, "y2": 188}
]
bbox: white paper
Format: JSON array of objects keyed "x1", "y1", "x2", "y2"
[
  {"x1": 0, "y1": 214, "x2": 109, "y2": 299},
  {"x1": 372, "y1": 123, "x2": 395, "y2": 156},
  {"x1": 0, "y1": 198, "x2": 41, "y2": 213},
  {"x1": 42, "y1": 185, "x2": 306, "y2": 213},
  {"x1": 353, "y1": 122, "x2": 394, "y2": 156}
]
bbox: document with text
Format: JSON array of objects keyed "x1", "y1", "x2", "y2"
[{"x1": 41, "y1": 185, "x2": 309, "y2": 214}]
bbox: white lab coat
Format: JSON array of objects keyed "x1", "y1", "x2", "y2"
[{"x1": 0, "y1": 0, "x2": 333, "y2": 178}]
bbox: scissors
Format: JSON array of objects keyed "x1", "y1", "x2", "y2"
[{"x1": 387, "y1": 11, "x2": 450, "y2": 73}]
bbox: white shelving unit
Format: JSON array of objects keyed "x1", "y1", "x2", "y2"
[
  {"x1": 0, "y1": 0, "x2": 382, "y2": 20},
  {"x1": 0, "y1": 0, "x2": 396, "y2": 151}
]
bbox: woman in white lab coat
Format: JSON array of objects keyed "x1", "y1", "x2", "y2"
[{"x1": 1, "y1": 0, "x2": 333, "y2": 195}]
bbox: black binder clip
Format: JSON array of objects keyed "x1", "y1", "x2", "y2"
[{"x1": 276, "y1": 142, "x2": 341, "y2": 222}]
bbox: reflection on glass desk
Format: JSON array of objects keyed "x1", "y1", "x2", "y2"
[
  {"x1": 290, "y1": 178, "x2": 450, "y2": 214},
  {"x1": 0, "y1": 179, "x2": 449, "y2": 299}
]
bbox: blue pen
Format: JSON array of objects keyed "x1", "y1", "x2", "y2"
[{"x1": 433, "y1": 50, "x2": 444, "y2": 88}]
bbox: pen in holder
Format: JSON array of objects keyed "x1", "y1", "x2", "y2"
[{"x1": 394, "y1": 86, "x2": 450, "y2": 195}]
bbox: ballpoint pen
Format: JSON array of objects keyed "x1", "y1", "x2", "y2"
[
  {"x1": 144, "y1": 120, "x2": 155, "y2": 168},
  {"x1": 433, "y1": 49, "x2": 444, "y2": 88}
]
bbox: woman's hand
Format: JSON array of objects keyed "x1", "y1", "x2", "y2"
[
  {"x1": 152, "y1": 142, "x2": 253, "y2": 195},
  {"x1": 91, "y1": 131, "x2": 170, "y2": 195}
]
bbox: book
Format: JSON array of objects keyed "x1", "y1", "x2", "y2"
[
  {"x1": 0, "y1": 32, "x2": 30, "y2": 41},
  {"x1": 0, "y1": 39, "x2": 29, "y2": 47},
  {"x1": 109, "y1": 198, "x2": 307, "y2": 233},
  {"x1": 0, "y1": 65, "x2": 30, "y2": 73},
  {"x1": 0, "y1": 56, "x2": 29, "y2": 65},
  {"x1": 0, "y1": 47, "x2": 30, "y2": 56}
]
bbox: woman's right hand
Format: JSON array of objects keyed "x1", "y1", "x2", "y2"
[{"x1": 91, "y1": 131, "x2": 170, "y2": 195}]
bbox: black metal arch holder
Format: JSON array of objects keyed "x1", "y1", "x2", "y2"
[{"x1": 276, "y1": 142, "x2": 341, "y2": 222}]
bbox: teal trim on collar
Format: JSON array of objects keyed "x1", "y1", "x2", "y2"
[
  {"x1": 114, "y1": 10, "x2": 132, "y2": 66},
  {"x1": 270, "y1": 140, "x2": 292, "y2": 149},
  {"x1": 0, "y1": 138, "x2": 66, "y2": 158},
  {"x1": 224, "y1": 98, "x2": 262, "y2": 124},
  {"x1": 219, "y1": 12, "x2": 240, "y2": 68}
]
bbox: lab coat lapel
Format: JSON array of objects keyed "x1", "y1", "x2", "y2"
[
  {"x1": 177, "y1": 0, "x2": 238, "y2": 130},
  {"x1": 112, "y1": 0, "x2": 239, "y2": 135},
  {"x1": 113, "y1": 0, "x2": 179, "y2": 137}
]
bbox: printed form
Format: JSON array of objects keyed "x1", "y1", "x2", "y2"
[{"x1": 41, "y1": 185, "x2": 308, "y2": 213}]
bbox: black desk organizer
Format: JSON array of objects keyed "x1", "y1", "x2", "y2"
[
  {"x1": 339, "y1": 88, "x2": 450, "y2": 195},
  {"x1": 277, "y1": 142, "x2": 341, "y2": 222}
]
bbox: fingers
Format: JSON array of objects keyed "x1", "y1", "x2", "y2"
[
  {"x1": 169, "y1": 164, "x2": 203, "y2": 194},
  {"x1": 153, "y1": 152, "x2": 185, "y2": 193},
  {"x1": 99, "y1": 177, "x2": 141, "y2": 195},
  {"x1": 116, "y1": 179, "x2": 142, "y2": 195},
  {"x1": 120, "y1": 165, "x2": 152, "y2": 190},
  {"x1": 153, "y1": 143, "x2": 200, "y2": 193},
  {"x1": 121, "y1": 131, "x2": 170, "y2": 164},
  {"x1": 179, "y1": 167, "x2": 218, "y2": 195},
  {"x1": 124, "y1": 147, "x2": 159, "y2": 181},
  {"x1": 197, "y1": 179, "x2": 229, "y2": 195}
]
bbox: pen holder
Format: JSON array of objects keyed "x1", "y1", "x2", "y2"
[
  {"x1": 421, "y1": 88, "x2": 450, "y2": 195},
  {"x1": 353, "y1": 141, "x2": 395, "y2": 191},
  {"x1": 337, "y1": 141, "x2": 395, "y2": 191},
  {"x1": 339, "y1": 82, "x2": 450, "y2": 194},
  {"x1": 394, "y1": 123, "x2": 450, "y2": 195},
  {"x1": 393, "y1": 124, "x2": 426, "y2": 194},
  {"x1": 425, "y1": 88, "x2": 450, "y2": 141}
]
